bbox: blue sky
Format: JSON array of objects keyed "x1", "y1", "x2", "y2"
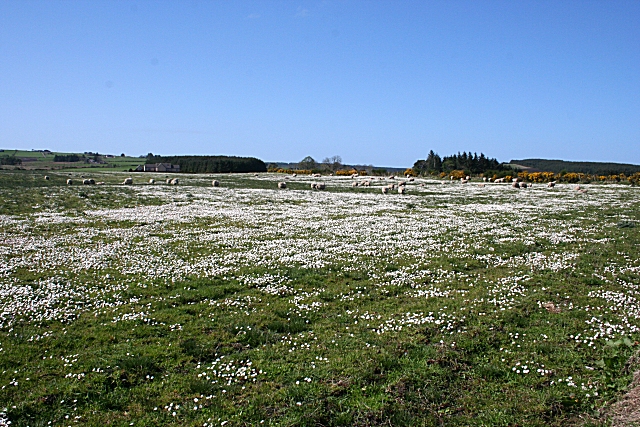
[{"x1": 1, "y1": 1, "x2": 638, "y2": 167}]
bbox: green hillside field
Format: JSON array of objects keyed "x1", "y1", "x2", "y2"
[{"x1": 0, "y1": 149, "x2": 143, "y2": 171}]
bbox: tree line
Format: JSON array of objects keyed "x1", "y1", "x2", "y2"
[
  {"x1": 291, "y1": 155, "x2": 344, "y2": 172},
  {"x1": 413, "y1": 150, "x2": 504, "y2": 175},
  {"x1": 510, "y1": 159, "x2": 640, "y2": 176},
  {"x1": 266, "y1": 155, "x2": 390, "y2": 175},
  {"x1": 146, "y1": 154, "x2": 267, "y2": 173}
]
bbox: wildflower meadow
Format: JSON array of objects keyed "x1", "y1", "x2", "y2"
[{"x1": 0, "y1": 170, "x2": 639, "y2": 426}]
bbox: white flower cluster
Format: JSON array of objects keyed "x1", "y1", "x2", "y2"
[
  {"x1": 511, "y1": 360, "x2": 550, "y2": 376},
  {"x1": 278, "y1": 332, "x2": 318, "y2": 353},
  {"x1": 198, "y1": 356, "x2": 263, "y2": 386},
  {"x1": 240, "y1": 273, "x2": 294, "y2": 296},
  {"x1": 372, "y1": 311, "x2": 459, "y2": 335},
  {"x1": 0, "y1": 409, "x2": 10, "y2": 427}
]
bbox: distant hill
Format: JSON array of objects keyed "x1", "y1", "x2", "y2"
[
  {"x1": 0, "y1": 149, "x2": 141, "y2": 171},
  {"x1": 508, "y1": 159, "x2": 640, "y2": 175}
]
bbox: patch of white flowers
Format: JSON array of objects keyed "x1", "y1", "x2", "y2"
[{"x1": 198, "y1": 356, "x2": 263, "y2": 386}]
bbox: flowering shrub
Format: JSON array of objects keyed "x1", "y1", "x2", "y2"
[
  {"x1": 628, "y1": 172, "x2": 640, "y2": 186},
  {"x1": 517, "y1": 171, "x2": 556, "y2": 182},
  {"x1": 335, "y1": 169, "x2": 355, "y2": 176},
  {"x1": 336, "y1": 169, "x2": 367, "y2": 176},
  {"x1": 449, "y1": 170, "x2": 465, "y2": 179},
  {"x1": 267, "y1": 168, "x2": 313, "y2": 174},
  {"x1": 562, "y1": 172, "x2": 585, "y2": 183}
]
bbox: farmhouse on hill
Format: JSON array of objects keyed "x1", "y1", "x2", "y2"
[{"x1": 136, "y1": 163, "x2": 180, "y2": 173}]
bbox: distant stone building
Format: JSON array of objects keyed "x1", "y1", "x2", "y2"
[{"x1": 136, "y1": 163, "x2": 180, "y2": 173}]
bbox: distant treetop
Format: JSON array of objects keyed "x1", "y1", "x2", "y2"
[{"x1": 413, "y1": 150, "x2": 503, "y2": 175}]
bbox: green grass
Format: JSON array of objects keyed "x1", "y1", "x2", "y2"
[
  {"x1": 0, "y1": 170, "x2": 639, "y2": 426},
  {"x1": 0, "y1": 149, "x2": 143, "y2": 171}
]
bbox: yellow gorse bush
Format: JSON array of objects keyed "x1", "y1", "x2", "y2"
[
  {"x1": 449, "y1": 170, "x2": 466, "y2": 179},
  {"x1": 336, "y1": 169, "x2": 356, "y2": 176},
  {"x1": 628, "y1": 172, "x2": 640, "y2": 186},
  {"x1": 335, "y1": 169, "x2": 367, "y2": 176},
  {"x1": 517, "y1": 171, "x2": 556, "y2": 183},
  {"x1": 266, "y1": 168, "x2": 313, "y2": 175}
]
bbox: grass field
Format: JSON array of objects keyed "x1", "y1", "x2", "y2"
[
  {"x1": 0, "y1": 150, "x2": 142, "y2": 171},
  {"x1": 1, "y1": 170, "x2": 639, "y2": 426}
]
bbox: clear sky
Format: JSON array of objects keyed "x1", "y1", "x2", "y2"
[{"x1": 1, "y1": 1, "x2": 638, "y2": 167}]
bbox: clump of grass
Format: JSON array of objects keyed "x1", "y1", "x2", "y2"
[{"x1": 617, "y1": 220, "x2": 636, "y2": 228}]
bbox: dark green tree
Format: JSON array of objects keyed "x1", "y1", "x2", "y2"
[
  {"x1": 425, "y1": 150, "x2": 442, "y2": 173},
  {"x1": 298, "y1": 156, "x2": 317, "y2": 170}
]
